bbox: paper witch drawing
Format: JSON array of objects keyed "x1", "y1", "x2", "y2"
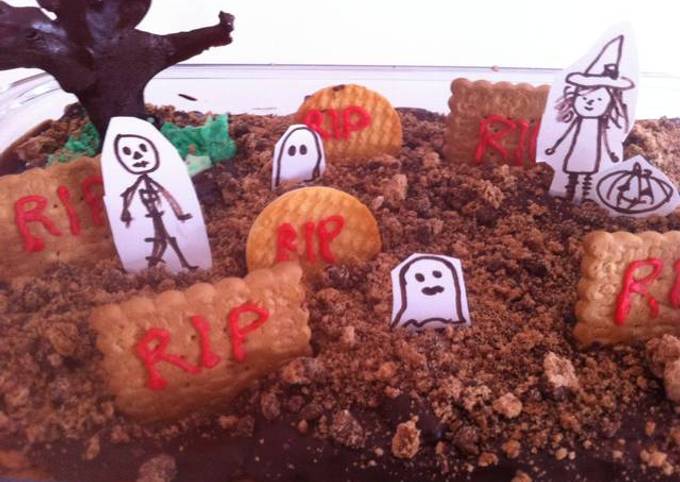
[
  {"x1": 537, "y1": 25, "x2": 639, "y2": 202},
  {"x1": 101, "y1": 117, "x2": 212, "y2": 273}
]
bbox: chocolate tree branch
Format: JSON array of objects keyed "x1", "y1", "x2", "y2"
[
  {"x1": 163, "y1": 12, "x2": 234, "y2": 66},
  {"x1": 0, "y1": 1, "x2": 234, "y2": 136}
]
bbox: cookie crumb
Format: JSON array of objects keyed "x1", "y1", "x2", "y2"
[
  {"x1": 554, "y1": 447, "x2": 568, "y2": 461},
  {"x1": 330, "y1": 410, "x2": 366, "y2": 449},
  {"x1": 640, "y1": 449, "x2": 668, "y2": 468},
  {"x1": 391, "y1": 419, "x2": 421, "y2": 459},
  {"x1": 502, "y1": 439, "x2": 521, "y2": 459},
  {"x1": 646, "y1": 335, "x2": 680, "y2": 377},
  {"x1": 137, "y1": 454, "x2": 177, "y2": 482},
  {"x1": 664, "y1": 359, "x2": 680, "y2": 403},
  {"x1": 512, "y1": 470, "x2": 532, "y2": 482},
  {"x1": 543, "y1": 352, "x2": 579, "y2": 397},
  {"x1": 260, "y1": 391, "x2": 281, "y2": 421},
  {"x1": 477, "y1": 451, "x2": 498, "y2": 467},
  {"x1": 492, "y1": 392, "x2": 522, "y2": 419},
  {"x1": 82, "y1": 434, "x2": 100, "y2": 461},
  {"x1": 217, "y1": 415, "x2": 239, "y2": 431}
]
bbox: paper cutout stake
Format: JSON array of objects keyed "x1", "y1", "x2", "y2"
[
  {"x1": 272, "y1": 125, "x2": 326, "y2": 189},
  {"x1": 537, "y1": 24, "x2": 639, "y2": 202},
  {"x1": 391, "y1": 253, "x2": 470, "y2": 330},
  {"x1": 101, "y1": 117, "x2": 212, "y2": 273},
  {"x1": 590, "y1": 155, "x2": 680, "y2": 218}
]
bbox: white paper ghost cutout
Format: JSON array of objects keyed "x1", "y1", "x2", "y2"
[
  {"x1": 391, "y1": 253, "x2": 471, "y2": 330},
  {"x1": 590, "y1": 155, "x2": 680, "y2": 218},
  {"x1": 272, "y1": 124, "x2": 326, "y2": 189},
  {"x1": 101, "y1": 117, "x2": 212, "y2": 273},
  {"x1": 537, "y1": 24, "x2": 639, "y2": 203}
]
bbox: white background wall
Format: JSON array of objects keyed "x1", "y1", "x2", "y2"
[{"x1": 1, "y1": 0, "x2": 679, "y2": 86}]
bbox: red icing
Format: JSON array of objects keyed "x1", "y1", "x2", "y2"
[
  {"x1": 529, "y1": 120, "x2": 541, "y2": 162},
  {"x1": 303, "y1": 221, "x2": 317, "y2": 263},
  {"x1": 14, "y1": 195, "x2": 63, "y2": 253},
  {"x1": 474, "y1": 115, "x2": 540, "y2": 166},
  {"x1": 669, "y1": 260, "x2": 680, "y2": 309},
  {"x1": 304, "y1": 109, "x2": 331, "y2": 140},
  {"x1": 275, "y1": 222, "x2": 298, "y2": 262},
  {"x1": 615, "y1": 258, "x2": 663, "y2": 326},
  {"x1": 228, "y1": 303, "x2": 269, "y2": 363},
  {"x1": 135, "y1": 328, "x2": 201, "y2": 391},
  {"x1": 342, "y1": 106, "x2": 371, "y2": 139},
  {"x1": 57, "y1": 185, "x2": 81, "y2": 236},
  {"x1": 514, "y1": 119, "x2": 530, "y2": 167},
  {"x1": 304, "y1": 106, "x2": 372, "y2": 141},
  {"x1": 190, "y1": 315, "x2": 221, "y2": 369},
  {"x1": 81, "y1": 175, "x2": 105, "y2": 226},
  {"x1": 317, "y1": 215, "x2": 345, "y2": 263},
  {"x1": 328, "y1": 108, "x2": 341, "y2": 140}
]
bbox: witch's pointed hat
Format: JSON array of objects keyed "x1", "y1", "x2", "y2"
[{"x1": 566, "y1": 35, "x2": 634, "y2": 89}]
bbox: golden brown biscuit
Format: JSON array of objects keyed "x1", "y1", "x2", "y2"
[
  {"x1": 295, "y1": 84, "x2": 402, "y2": 163},
  {"x1": 575, "y1": 231, "x2": 680, "y2": 345},
  {"x1": 246, "y1": 186, "x2": 381, "y2": 274},
  {"x1": 0, "y1": 157, "x2": 114, "y2": 280},
  {"x1": 90, "y1": 262, "x2": 310, "y2": 421},
  {"x1": 444, "y1": 79, "x2": 548, "y2": 167}
]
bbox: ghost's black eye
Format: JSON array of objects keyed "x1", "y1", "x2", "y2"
[
  {"x1": 300, "y1": 144, "x2": 308, "y2": 155},
  {"x1": 288, "y1": 145, "x2": 297, "y2": 156},
  {"x1": 123, "y1": 147, "x2": 132, "y2": 156},
  {"x1": 140, "y1": 143, "x2": 148, "y2": 152},
  {"x1": 415, "y1": 273, "x2": 425, "y2": 282},
  {"x1": 433, "y1": 270, "x2": 442, "y2": 278}
]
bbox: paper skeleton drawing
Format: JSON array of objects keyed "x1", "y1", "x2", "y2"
[
  {"x1": 591, "y1": 155, "x2": 680, "y2": 218},
  {"x1": 391, "y1": 254, "x2": 470, "y2": 330},
  {"x1": 102, "y1": 117, "x2": 212, "y2": 273},
  {"x1": 272, "y1": 125, "x2": 326, "y2": 189},
  {"x1": 537, "y1": 25, "x2": 638, "y2": 202}
]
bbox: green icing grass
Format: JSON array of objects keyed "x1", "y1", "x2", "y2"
[{"x1": 47, "y1": 115, "x2": 236, "y2": 177}]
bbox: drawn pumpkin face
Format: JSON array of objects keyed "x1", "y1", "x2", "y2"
[{"x1": 596, "y1": 162, "x2": 674, "y2": 215}]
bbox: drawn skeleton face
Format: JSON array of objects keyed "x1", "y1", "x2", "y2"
[
  {"x1": 114, "y1": 134, "x2": 159, "y2": 174},
  {"x1": 574, "y1": 87, "x2": 612, "y2": 118}
]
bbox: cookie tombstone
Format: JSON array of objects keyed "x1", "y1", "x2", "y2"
[
  {"x1": 296, "y1": 84, "x2": 402, "y2": 163},
  {"x1": 0, "y1": 157, "x2": 113, "y2": 280},
  {"x1": 576, "y1": 231, "x2": 680, "y2": 345},
  {"x1": 247, "y1": 187, "x2": 381, "y2": 274},
  {"x1": 445, "y1": 79, "x2": 549, "y2": 167},
  {"x1": 90, "y1": 263, "x2": 310, "y2": 421}
]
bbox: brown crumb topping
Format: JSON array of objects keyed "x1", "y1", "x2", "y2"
[{"x1": 1, "y1": 109, "x2": 680, "y2": 481}]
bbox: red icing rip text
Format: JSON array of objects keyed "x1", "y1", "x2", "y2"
[
  {"x1": 135, "y1": 303, "x2": 270, "y2": 391},
  {"x1": 275, "y1": 215, "x2": 345, "y2": 264},
  {"x1": 14, "y1": 195, "x2": 63, "y2": 252},
  {"x1": 614, "y1": 258, "x2": 663, "y2": 326},
  {"x1": 474, "y1": 114, "x2": 540, "y2": 166},
  {"x1": 13, "y1": 174, "x2": 105, "y2": 253},
  {"x1": 304, "y1": 106, "x2": 372, "y2": 140},
  {"x1": 228, "y1": 303, "x2": 270, "y2": 363}
]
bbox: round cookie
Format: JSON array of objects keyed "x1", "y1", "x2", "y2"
[
  {"x1": 295, "y1": 84, "x2": 402, "y2": 164},
  {"x1": 246, "y1": 186, "x2": 381, "y2": 274}
]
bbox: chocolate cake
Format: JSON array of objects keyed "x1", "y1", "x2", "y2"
[{"x1": 1, "y1": 103, "x2": 680, "y2": 482}]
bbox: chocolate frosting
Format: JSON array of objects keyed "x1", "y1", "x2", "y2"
[{"x1": 0, "y1": 0, "x2": 234, "y2": 135}]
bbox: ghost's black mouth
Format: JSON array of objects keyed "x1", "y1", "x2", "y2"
[
  {"x1": 421, "y1": 285, "x2": 444, "y2": 296},
  {"x1": 133, "y1": 161, "x2": 149, "y2": 168},
  {"x1": 584, "y1": 106, "x2": 594, "y2": 111}
]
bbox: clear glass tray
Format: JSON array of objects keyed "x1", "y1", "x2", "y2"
[{"x1": 0, "y1": 63, "x2": 679, "y2": 149}]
